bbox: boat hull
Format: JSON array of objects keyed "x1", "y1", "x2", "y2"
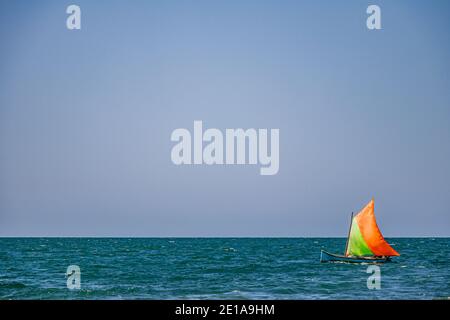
[{"x1": 320, "y1": 250, "x2": 391, "y2": 264}]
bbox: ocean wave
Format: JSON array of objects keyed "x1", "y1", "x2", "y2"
[{"x1": 0, "y1": 281, "x2": 27, "y2": 289}]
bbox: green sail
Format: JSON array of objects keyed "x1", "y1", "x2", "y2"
[{"x1": 346, "y1": 218, "x2": 374, "y2": 256}]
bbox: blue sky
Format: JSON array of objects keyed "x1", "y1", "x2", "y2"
[{"x1": 1, "y1": 1, "x2": 449, "y2": 236}]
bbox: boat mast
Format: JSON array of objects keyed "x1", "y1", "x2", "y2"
[{"x1": 344, "y1": 212, "x2": 354, "y2": 256}]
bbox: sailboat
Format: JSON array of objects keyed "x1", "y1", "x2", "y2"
[{"x1": 320, "y1": 198, "x2": 399, "y2": 263}]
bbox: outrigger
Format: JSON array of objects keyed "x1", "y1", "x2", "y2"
[{"x1": 320, "y1": 199, "x2": 399, "y2": 263}]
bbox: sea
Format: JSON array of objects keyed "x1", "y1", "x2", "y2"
[{"x1": 0, "y1": 238, "x2": 448, "y2": 300}]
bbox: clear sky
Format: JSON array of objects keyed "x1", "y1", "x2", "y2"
[{"x1": 1, "y1": 1, "x2": 449, "y2": 237}]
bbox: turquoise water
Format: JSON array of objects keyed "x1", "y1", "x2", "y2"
[{"x1": 0, "y1": 238, "x2": 448, "y2": 300}]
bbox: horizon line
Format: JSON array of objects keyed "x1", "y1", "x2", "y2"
[{"x1": 0, "y1": 236, "x2": 448, "y2": 239}]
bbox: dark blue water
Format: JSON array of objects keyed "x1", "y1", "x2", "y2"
[{"x1": 0, "y1": 238, "x2": 448, "y2": 299}]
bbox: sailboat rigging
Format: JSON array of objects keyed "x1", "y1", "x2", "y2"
[{"x1": 320, "y1": 199, "x2": 399, "y2": 263}]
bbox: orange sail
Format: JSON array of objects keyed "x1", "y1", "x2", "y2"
[{"x1": 346, "y1": 199, "x2": 399, "y2": 257}]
